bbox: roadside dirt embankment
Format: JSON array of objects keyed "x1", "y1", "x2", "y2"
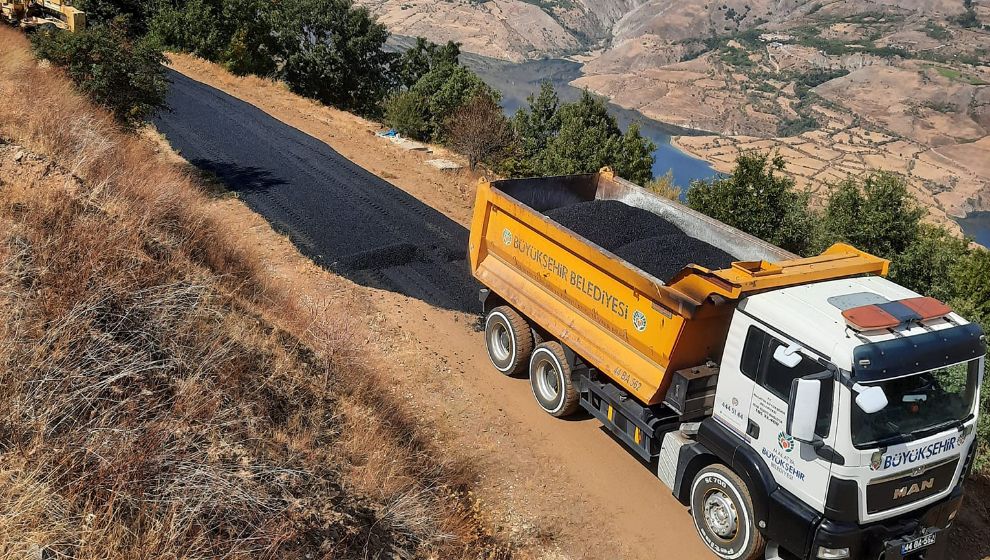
[{"x1": 0, "y1": 29, "x2": 513, "y2": 559}]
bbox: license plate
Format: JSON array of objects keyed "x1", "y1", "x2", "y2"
[{"x1": 900, "y1": 532, "x2": 937, "y2": 556}]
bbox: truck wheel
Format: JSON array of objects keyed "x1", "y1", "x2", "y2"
[
  {"x1": 529, "y1": 342, "x2": 579, "y2": 417},
  {"x1": 485, "y1": 306, "x2": 533, "y2": 376},
  {"x1": 690, "y1": 464, "x2": 766, "y2": 560}
]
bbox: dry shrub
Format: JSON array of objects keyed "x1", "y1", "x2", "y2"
[{"x1": 0, "y1": 27, "x2": 512, "y2": 559}]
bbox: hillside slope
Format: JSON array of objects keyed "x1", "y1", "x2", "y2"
[{"x1": 0, "y1": 29, "x2": 509, "y2": 559}]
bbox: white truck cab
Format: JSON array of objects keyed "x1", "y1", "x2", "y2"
[{"x1": 703, "y1": 276, "x2": 984, "y2": 559}]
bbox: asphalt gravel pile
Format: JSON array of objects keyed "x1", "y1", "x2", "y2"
[
  {"x1": 546, "y1": 200, "x2": 684, "y2": 251},
  {"x1": 545, "y1": 199, "x2": 736, "y2": 281},
  {"x1": 613, "y1": 235, "x2": 736, "y2": 281},
  {"x1": 154, "y1": 70, "x2": 477, "y2": 313}
]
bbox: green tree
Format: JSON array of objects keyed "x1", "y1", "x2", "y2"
[
  {"x1": 815, "y1": 172, "x2": 925, "y2": 259},
  {"x1": 31, "y1": 24, "x2": 168, "y2": 128},
  {"x1": 949, "y1": 247, "x2": 990, "y2": 326},
  {"x1": 407, "y1": 62, "x2": 498, "y2": 141},
  {"x1": 267, "y1": 0, "x2": 395, "y2": 116},
  {"x1": 686, "y1": 152, "x2": 813, "y2": 254},
  {"x1": 888, "y1": 224, "x2": 969, "y2": 301},
  {"x1": 614, "y1": 123, "x2": 656, "y2": 185},
  {"x1": 148, "y1": 0, "x2": 233, "y2": 61},
  {"x1": 384, "y1": 91, "x2": 429, "y2": 139},
  {"x1": 76, "y1": 0, "x2": 151, "y2": 33},
  {"x1": 220, "y1": 0, "x2": 279, "y2": 76},
  {"x1": 509, "y1": 81, "x2": 560, "y2": 175},
  {"x1": 395, "y1": 38, "x2": 461, "y2": 90},
  {"x1": 537, "y1": 90, "x2": 655, "y2": 184}
]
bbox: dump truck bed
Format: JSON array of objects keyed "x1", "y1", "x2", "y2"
[{"x1": 468, "y1": 169, "x2": 888, "y2": 404}]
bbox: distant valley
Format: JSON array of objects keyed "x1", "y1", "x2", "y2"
[{"x1": 359, "y1": 0, "x2": 990, "y2": 234}]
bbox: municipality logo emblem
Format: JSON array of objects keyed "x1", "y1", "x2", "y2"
[
  {"x1": 502, "y1": 229, "x2": 512, "y2": 245},
  {"x1": 870, "y1": 451, "x2": 883, "y2": 471},
  {"x1": 632, "y1": 310, "x2": 647, "y2": 332},
  {"x1": 778, "y1": 432, "x2": 795, "y2": 453}
]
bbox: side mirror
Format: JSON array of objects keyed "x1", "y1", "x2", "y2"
[
  {"x1": 773, "y1": 343, "x2": 803, "y2": 368},
  {"x1": 854, "y1": 384, "x2": 888, "y2": 414},
  {"x1": 786, "y1": 378, "x2": 821, "y2": 443}
]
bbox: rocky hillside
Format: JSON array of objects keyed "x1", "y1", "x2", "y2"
[
  {"x1": 361, "y1": 0, "x2": 989, "y2": 226},
  {"x1": 357, "y1": 0, "x2": 638, "y2": 60}
]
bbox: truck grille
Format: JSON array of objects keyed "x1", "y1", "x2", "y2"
[{"x1": 866, "y1": 457, "x2": 958, "y2": 514}]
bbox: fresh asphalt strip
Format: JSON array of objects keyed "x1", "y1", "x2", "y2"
[
  {"x1": 154, "y1": 70, "x2": 478, "y2": 313},
  {"x1": 153, "y1": 72, "x2": 730, "y2": 314}
]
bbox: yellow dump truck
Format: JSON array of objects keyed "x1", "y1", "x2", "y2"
[{"x1": 469, "y1": 169, "x2": 985, "y2": 560}]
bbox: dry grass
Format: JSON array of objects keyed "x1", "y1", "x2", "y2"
[{"x1": 0, "y1": 27, "x2": 510, "y2": 559}]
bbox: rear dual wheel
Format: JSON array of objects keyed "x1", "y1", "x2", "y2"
[
  {"x1": 484, "y1": 306, "x2": 534, "y2": 376},
  {"x1": 529, "y1": 342, "x2": 579, "y2": 418},
  {"x1": 484, "y1": 306, "x2": 578, "y2": 418}
]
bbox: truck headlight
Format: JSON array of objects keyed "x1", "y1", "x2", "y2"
[{"x1": 817, "y1": 546, "x2": 851, "y2": 559}]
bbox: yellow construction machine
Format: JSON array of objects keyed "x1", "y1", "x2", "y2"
[{"x1": 1, "y1": 0, "x2": 86, "y2": 32}]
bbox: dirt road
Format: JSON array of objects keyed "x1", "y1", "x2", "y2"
[{"x1": 155, "y1": 55, "x2": 715, "y2": 560}]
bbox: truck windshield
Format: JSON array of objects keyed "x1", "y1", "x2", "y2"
[{"x1": 851, "y1": 358, "x2": 981, "y2": 448}]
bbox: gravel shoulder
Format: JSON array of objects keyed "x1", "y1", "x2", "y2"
[{"x1": 161, "y1": 53, "x2": 716, "y2": 559}]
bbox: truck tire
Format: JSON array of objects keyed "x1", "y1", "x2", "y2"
[
  {"x1": 529, "y1": 342, "x2": 579, "y2": 417},
  {"x1": 689, "y1": 464, "x2": 766, "y2": 560},
  {"x1": 485, "y1": 306, "x2": 534, "y2": 376}
]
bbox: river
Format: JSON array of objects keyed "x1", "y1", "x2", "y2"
[
  {"x1": 958, "y1": 212, "x2": 990, "y2": 248},
  {"x1": 456, "y1": 53, "x2": 717, "y2": 188}
]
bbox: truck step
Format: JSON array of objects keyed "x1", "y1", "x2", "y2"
[{"x1": 578, "y1": 371, "x2": 679, "y2": 461}]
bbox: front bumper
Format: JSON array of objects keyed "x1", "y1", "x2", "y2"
[{"x1": 812, "y1": 486, "x2": 963, "y2": 559}]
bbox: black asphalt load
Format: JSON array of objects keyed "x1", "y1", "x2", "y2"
[
  {"x1": 546, "y1": 200, "x2": 735, "y2": 282},
  {"x1": 154, "y1": 70, "x2": 477, "y2": 313}
]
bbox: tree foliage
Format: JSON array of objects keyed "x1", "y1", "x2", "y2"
[
  {"x1": 444, "y1": 94, "x2": 515, "y2": 170},
  {"x1": 507, "y1": 88, "x2": 656, "y2": 184},
  {"x1": 394, "y1": 38, "x2": 461, "y2": 90},
  {"x1": 31, "y1": 24, "x2": 168, "y2": 127},
  {"x1": 383, "y1": 91, "x2": 429, "y2": 140},
  {"x1": 386, "y1": 61, "x2": 498, "y2": 142},
  {"x1": 147, "y1": 0, "x2": 394, "y2": 115},
  {"x1": 888, "y1": 223, "x2": 969, "y2": 302},
  {"x1": 149, "y1": 0, "x2": 233, "y2": 61},
  {"x1": 75, "y1": 0, "x2": 151, "y2": 33},
  {"x1": 815, "y1": 172, "x2": 925, "y2": 259},
  {"x1": 405, "y1": 62, "x2": 498, "y2": 141},
  {"x1": 645, "y1": 170, "x2": 680, "y2": 200},
  {"x1": 268, "y1": 0, "x2": 394, "y2": 115},
  {"x1": 685, "y1": 152, "x2": 813, "y2": 254}
]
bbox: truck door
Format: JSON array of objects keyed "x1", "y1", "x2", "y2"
[
  {"x1": 744, "y1": 326, "x2": 837, "y2": 512},
  {"x1": 711, "y1": 314, "x2": 762, "y2": 438}
]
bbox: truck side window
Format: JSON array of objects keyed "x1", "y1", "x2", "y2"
[
  {"x1": 762, "y1": 339, "x2": 833, "y2": 437},
  {"x1": 739, "y1": 326, "x2": 767, "y2": 381}
]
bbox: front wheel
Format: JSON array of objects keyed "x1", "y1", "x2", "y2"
[{"x1": 690, "y1": 464, "x2": 766, "y2": 560}]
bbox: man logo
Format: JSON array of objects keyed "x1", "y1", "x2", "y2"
[
  {"x1": 502, "y1": 229, "x2": 512, "y2": 245},
  {"x1": 893, "y1": 478, "x2": 935, "y2": 500},
  {"x1": 870, "y1": 451, "x2": 883, "y2": 471}
]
